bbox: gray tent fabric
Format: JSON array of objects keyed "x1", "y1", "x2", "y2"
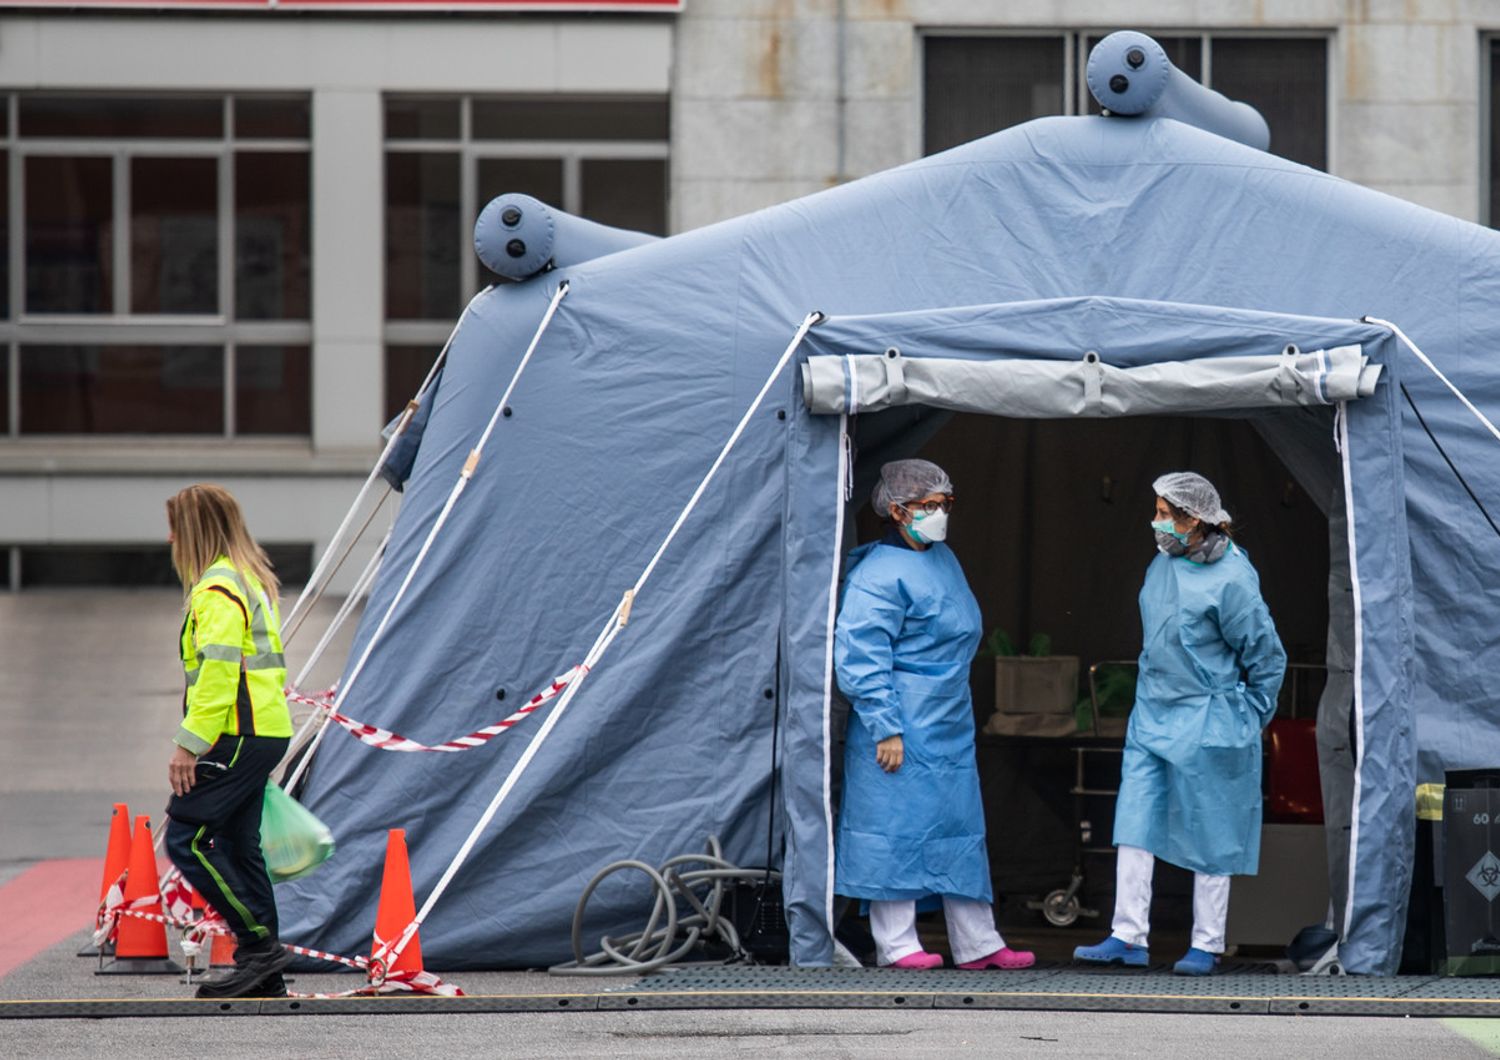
[
  {"x1": 1254, "y1": 408, "x2": 1359, "y2": 940},
  {"x1": 800, "y1": 300, "x2": 1379, "y2": 417},
  {"x1": 282, "y1": 113, "x2": 1496, "y2": 978}
]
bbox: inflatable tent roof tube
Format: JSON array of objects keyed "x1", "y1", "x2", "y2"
[
  {"x1": 1087, "y1": 30, "x2": 1271, "y2": 152},
  {"x1": 474, "y1": 192, "x2": 660, "y2": 282}
]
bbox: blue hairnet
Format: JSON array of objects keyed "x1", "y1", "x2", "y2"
[
  {"x1": 1154, "y1": 471, "x2": 1232, "y2": 525},
  {"x1": 872, "y1": 459, "x2": 953, "y2": 515}
]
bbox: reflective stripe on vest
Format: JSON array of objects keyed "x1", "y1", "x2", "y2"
[
  {"x1": 203, "y1": 563, "x2": 282, "y2": 664},
  {"x1": 193, "y1": 562, "x2": 287, "y2": 738}
]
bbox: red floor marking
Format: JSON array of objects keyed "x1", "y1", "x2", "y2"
[{"x1": 0, "y1": 859, "x2": 101, "y2": 980}]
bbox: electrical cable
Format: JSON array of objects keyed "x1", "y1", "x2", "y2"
[{"x1": 1400, "y1": 382, "x2": 1500, "y2": 542}]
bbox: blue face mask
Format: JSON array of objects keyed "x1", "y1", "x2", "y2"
[{"x1": 1151, "y1": 518, "x2": 1190, "y2": 545}]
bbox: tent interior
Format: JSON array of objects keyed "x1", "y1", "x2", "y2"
[{"x1": 839, "y1": 409, "x2": 1334, "y2": 949}]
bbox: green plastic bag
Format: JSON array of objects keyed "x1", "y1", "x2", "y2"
[{"x1": 261, "y1": 783, "x2": 335, "y2": 884}]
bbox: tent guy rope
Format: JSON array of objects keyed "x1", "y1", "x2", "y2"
[{"x1": 1366, "y1": 316, "x2": 1500, "y2": 446}]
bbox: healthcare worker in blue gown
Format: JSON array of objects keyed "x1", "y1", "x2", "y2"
[
  {"x1": 834, "y1": 459, "x2": 1035, "y2": 971},
  {"x1": 1075, "y1": 472, "x2": 1286, "y2": 976}
]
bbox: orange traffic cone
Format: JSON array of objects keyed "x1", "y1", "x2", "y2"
[
  {"x1": 98, "y1": 816, "x2": 184, "y2": 975},
  {"x1": 184, "y1": 881, "x2": 236, "y2": 965},
  {"x1": 78, "y1": 802, "x2": 131, "y2": 957},
  {"x1": 370, "y1": 829, "x2": 423, "y2": 979},
  {"x1": 209, "y1": 932, "x2": 238, "y2": 968}
]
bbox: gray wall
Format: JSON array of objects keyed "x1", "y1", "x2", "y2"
[{"x1": 673, "y1": 0, "x2": 1485, "y2": 229}]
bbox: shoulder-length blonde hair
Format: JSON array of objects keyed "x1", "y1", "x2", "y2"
[{"x1": 166, "y1": 484, "x2": 280, "y2": 600}]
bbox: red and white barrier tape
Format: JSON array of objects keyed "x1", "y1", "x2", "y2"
[
  {"x1": 286, "y1": 666, "x2": 584, "y2": 754},
  {"x1": 160, "y1": 867, "x2": 196, "y2": 925},
  {"x1": 282, "y1": 943, "x2": 462, "y2": 996},
  {"x1": 285, "y1": 943, "x2": 367, "y2": 971},
  {"x1": 287, "y1": 968, "x2": 464, "y2": 999},
  {"x1": 102, "y1": 899, "x2": 463, "y2": 996}
]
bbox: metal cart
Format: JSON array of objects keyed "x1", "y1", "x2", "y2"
[
  {"x1": 1027, "y1": 660, "x2": 1133, "y2": 927},
  {"x1": 1030, "y1": 660, "x2": 1327, "y2": 928}
]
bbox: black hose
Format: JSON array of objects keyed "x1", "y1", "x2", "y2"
[{"x1": 548, "y1": 836, "x2": 782, "y2": 977}]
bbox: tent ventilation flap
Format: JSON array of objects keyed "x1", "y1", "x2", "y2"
[{"x1": 801, "y1": 344, "x2": 1380, "y2": 418}]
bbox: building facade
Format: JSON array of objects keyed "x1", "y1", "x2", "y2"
[{"x1": 0, "y1": 0, "x2": 1488, "y2": 588}]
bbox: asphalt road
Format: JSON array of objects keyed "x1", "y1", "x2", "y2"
[{"x1": 1, "y1": 1004, "x2": 1493, "y2": 1059}]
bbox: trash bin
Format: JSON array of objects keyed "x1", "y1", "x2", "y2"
[
  {"x1": 1442, "y1": 770, "x2": 1500, "y2": 975},
  {"x1": 1400, "y1": 783, "x2": 1446, "y2": 974}
]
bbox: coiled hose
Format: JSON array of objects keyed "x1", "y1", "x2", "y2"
[{"x1": 548, "y1": 836, "x2": 781, "y2": 976}]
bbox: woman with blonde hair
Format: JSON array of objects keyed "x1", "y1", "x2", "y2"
[{"x1": 163, "y1": 484, "x2": 294, "y2": 999}]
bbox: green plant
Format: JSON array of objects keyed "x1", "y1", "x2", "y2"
[
  {"x1": 980, "y1": 629, "x2": 1058, "y2": 659},
  {"x1": 978, "y1": 628, "x2": 1017, "y2": 658},
  {"x1": 1073, "y1": 665, "x2": 1138, "y2": 732}
]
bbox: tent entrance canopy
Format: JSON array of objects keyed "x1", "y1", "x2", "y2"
[
  {"x1": 780, "y1": 294, "x2": 1414, "y2": 976},
  {"x1": 800, "y1": 296, "x2": 1386, "y2": 418}
]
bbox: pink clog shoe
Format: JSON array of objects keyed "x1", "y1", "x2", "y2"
[
  {"x1": 888, "y1": 951, "x2": 944, "y2": 970},
  {"x1": 958, "y1": 947, "x2": 1036, "y2": 970}
]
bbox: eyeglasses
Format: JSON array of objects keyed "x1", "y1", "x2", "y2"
[{"x1": 904, "y1": 496, "x2": 955, "y2": 515}]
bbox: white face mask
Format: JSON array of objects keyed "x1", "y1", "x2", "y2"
[{"x1": 906, "y1": 507, "x2": 949, "y2": 544}]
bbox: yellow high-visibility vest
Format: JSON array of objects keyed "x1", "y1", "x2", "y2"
[{"x1": 175, "y1": 556, "x2": 293, "y2": 754}]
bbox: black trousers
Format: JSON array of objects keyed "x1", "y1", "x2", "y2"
[{"x1": 165, "y1": 734, "x2": 290, "y2": 947}]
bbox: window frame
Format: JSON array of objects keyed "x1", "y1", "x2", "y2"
[
  {"x1": 383, "y1": 93, "x2": 670, "y2": 353},
  {"x1": 915, "y1": 28, "x2": 1336, "y2": 171},
  {"x1": 1482, "y1": 33, "x2": 1500, "y2": 227},
  {"x1": 1, "y1": 92, "x2": 313, "y2": 440}
]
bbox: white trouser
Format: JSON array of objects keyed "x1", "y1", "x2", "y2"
[
  {"x1": 1110, "y1": 844, "x2": 1231, "y2": 954},
  {"x1": 869, "y1": 897, "x2": 1005, "y2": 966}
]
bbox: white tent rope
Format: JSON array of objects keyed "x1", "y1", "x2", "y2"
[
  {"x1": 294, "y1": 526, "x2": 390, "y2": 694},
  {"x1": 279, "y1": 526, "x2": 392, "y2": 789},
  {"x1": 374, "y1": 311, "x2": 823, "y2": 972},
  {"x1": 291, "y1": 281, "x2": 572, "y2": 797},
  {"x1": 1365, "y1": 316, "x2": 1500, "y2": 446},
  {"x1": 281, "y1": 286, "x2": 492, "y2": 643},
  {"x1": 281, "y1": 492, "x2": 389, "y2": 648}
]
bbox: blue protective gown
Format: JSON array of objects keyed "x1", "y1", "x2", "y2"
[
  {"x1": 833, "y1": 537, "x2": 992, "y2": 902},
  {"x1": 1113, "y1": 544, "x2": 1288, "y2": 877}
]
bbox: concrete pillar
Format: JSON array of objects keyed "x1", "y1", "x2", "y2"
[{"x1": 312, "y1": 89, "x2": 385, "y2": 455}]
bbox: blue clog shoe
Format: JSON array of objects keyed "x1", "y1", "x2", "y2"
[
  {"x1": 1172, "y1": 947, "x2": 1219, "y2": 976},
  {"x1": 1073, "y1": 936, "x2": 1149, "y2": 967}
]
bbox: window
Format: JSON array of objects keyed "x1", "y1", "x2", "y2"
[
  {"x1": 1487, "y1": 39, "x2": 1500, "y2": 226},
  {"x1": 383, "y1": 94, "x2": 669, "y2": 416},
  {"x1": 7, "y1": 542, "x2": 313, "y2": 589},
  {"x1": 0, "y1": 93, "x2": 312, "y2": 437},
  {"x1": 923, "y1": 33, "x2": 1328, "y2": 170}
]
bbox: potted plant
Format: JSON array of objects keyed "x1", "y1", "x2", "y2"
[{"x1": 979, "y1": 630, "x2": 1081, "y2": 738}]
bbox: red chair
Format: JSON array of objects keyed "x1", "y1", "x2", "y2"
[{"x1": 1264, "y1": 717, "x2": 1324, "y2": 824}]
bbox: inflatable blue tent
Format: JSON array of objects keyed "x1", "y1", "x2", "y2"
[{"x1": 280, "y1": 63, "x2": 1499, "y2": 978}]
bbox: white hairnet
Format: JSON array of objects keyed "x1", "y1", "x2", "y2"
[
  {"x1": 872, "y1": 459, "x2": 953, "y2": 514},
  {"x1": 1153, "y1": 471, "x2": 1232, "y2": 526}
]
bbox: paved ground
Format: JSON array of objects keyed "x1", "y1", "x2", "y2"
[
  {"x1": 0, "y1": 589, "x2": 1496, "y2": 1057},
  {"x1": 2, "y1": 1004, "x2": 1492, "y2": 1060}
]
